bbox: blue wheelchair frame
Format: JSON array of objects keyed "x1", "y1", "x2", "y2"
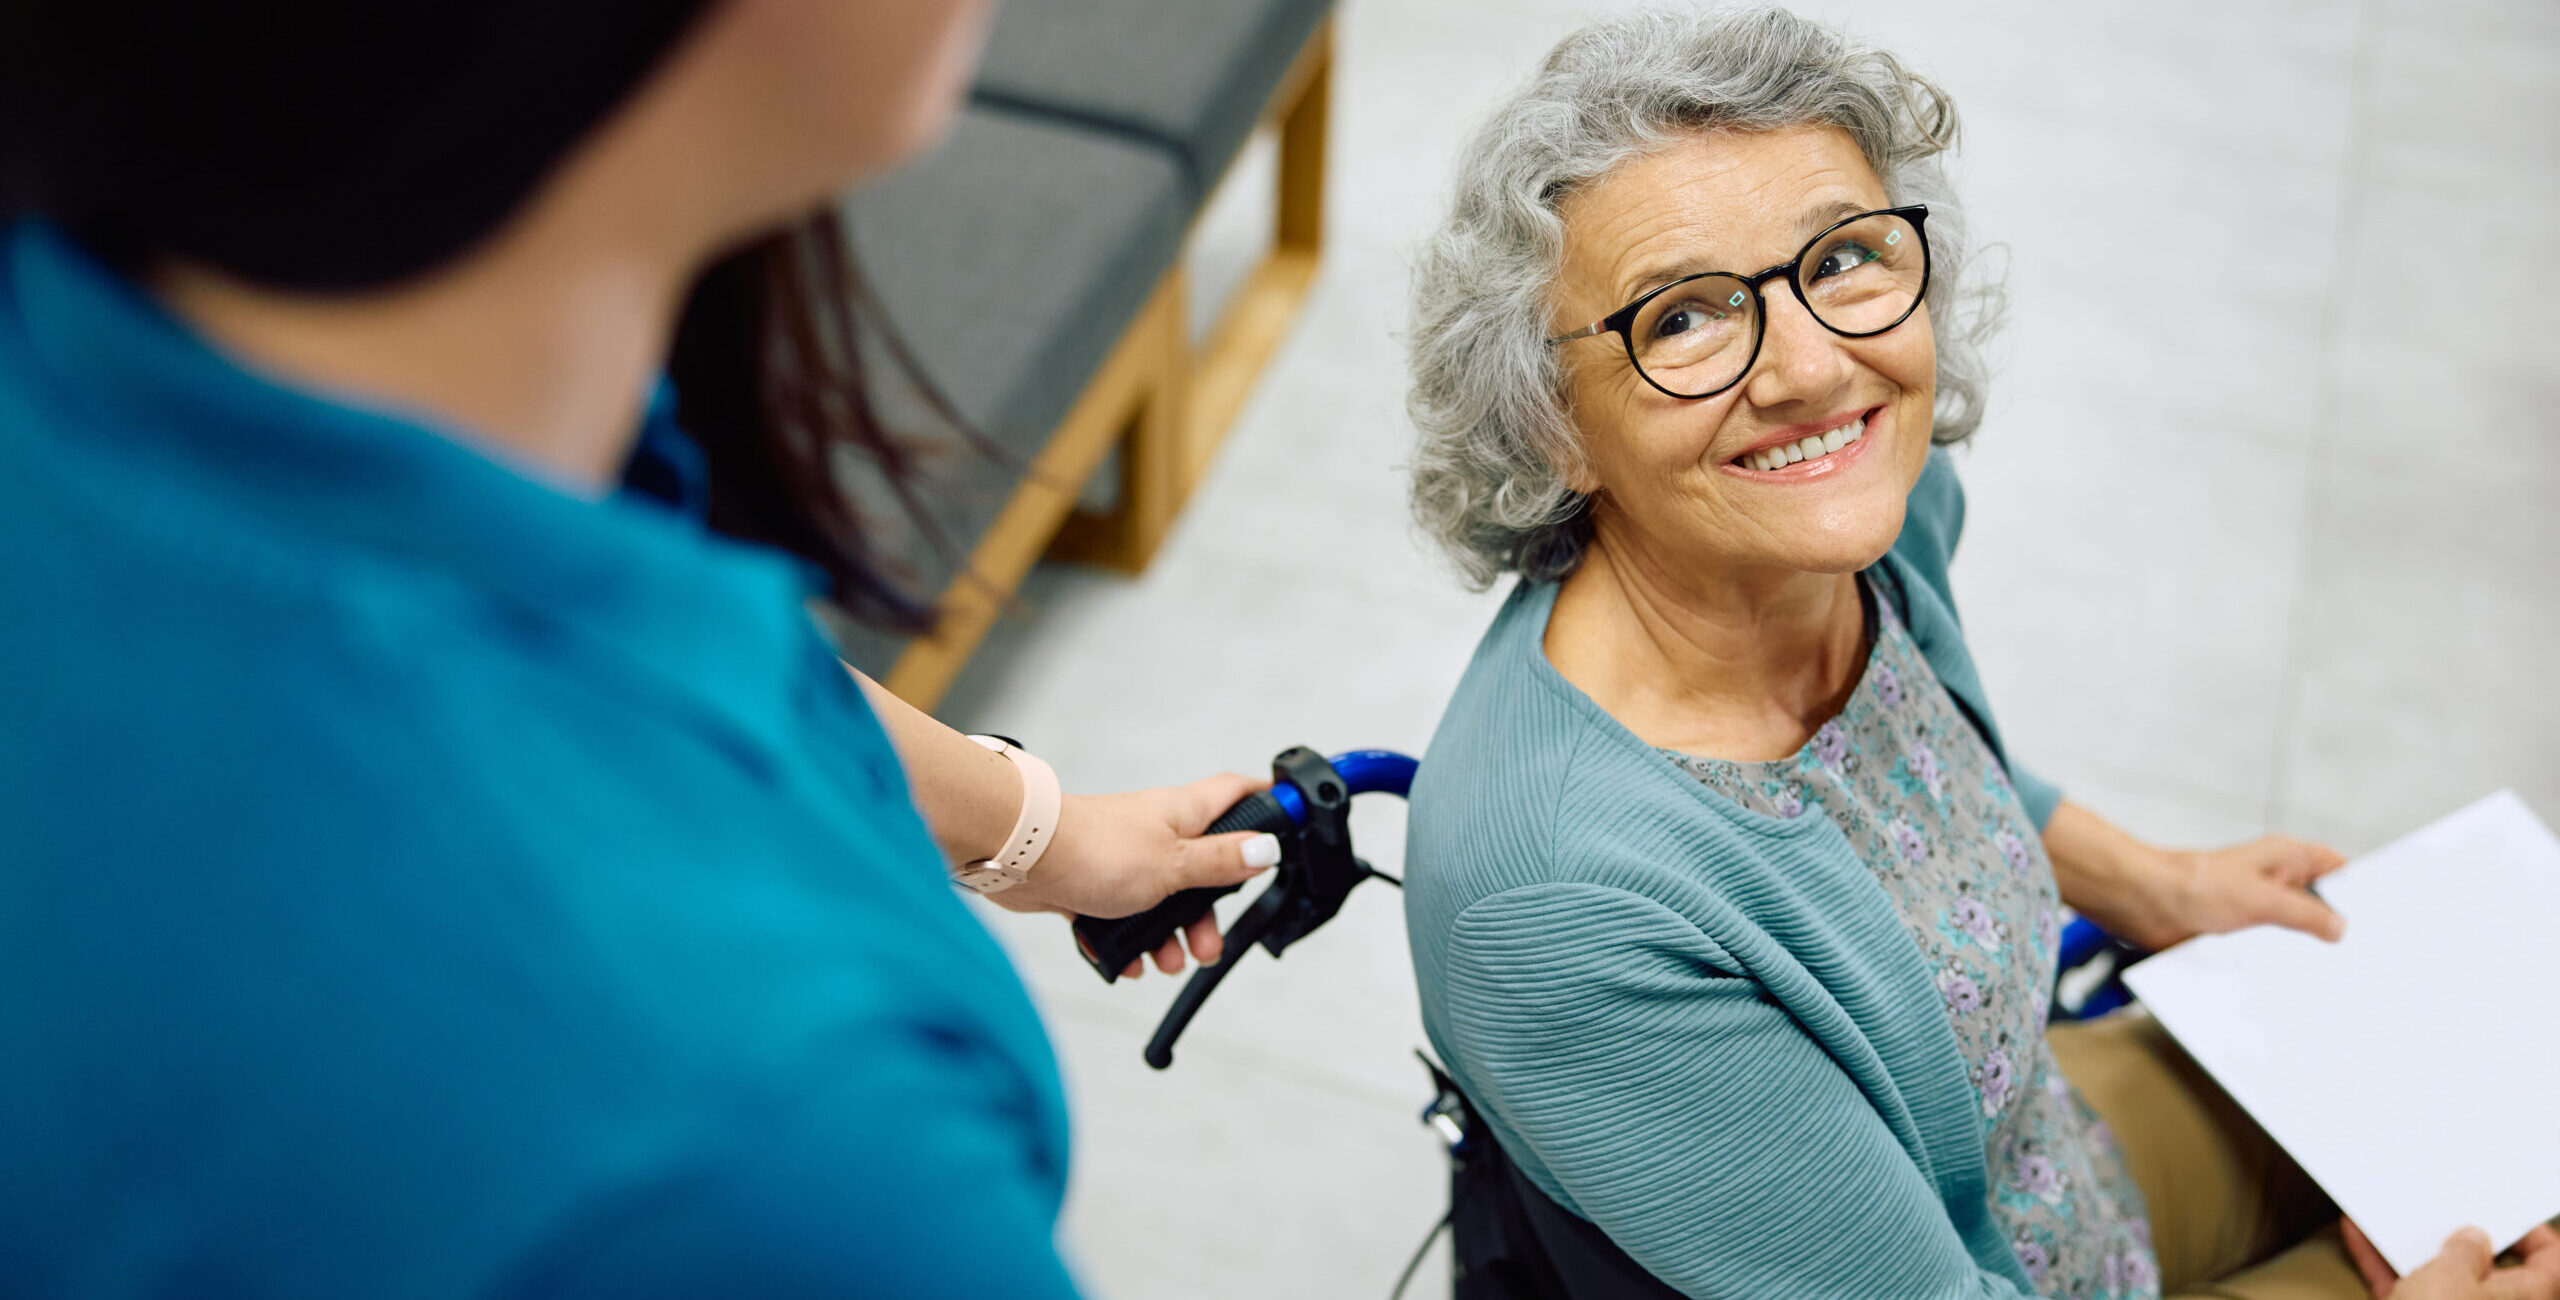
[
  {"x1": 1070, "y1": 747, "x2": 2139, "y2": 1070},
  {"x1": 1068, "y1": 746, "x2": 2146, "y2": 1297}
]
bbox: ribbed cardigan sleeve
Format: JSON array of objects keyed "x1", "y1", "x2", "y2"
[{"x1": 1441, "y1": 882, "x2": 2037, "y2": 1300}]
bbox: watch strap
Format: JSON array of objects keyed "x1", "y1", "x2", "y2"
[{"x1": 952, "y1": 735, "x2": 1059, "y2": 895}]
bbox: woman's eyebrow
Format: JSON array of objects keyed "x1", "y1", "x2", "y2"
[
  {"x1": 1615, "y1": 255, "x2": 1720, "y2": 301},
  {"x1": 1612, "y1": 199, "x2": 1879, "y2": 303},
  {"x1": 1798, "y1": 197, "x2": 1871, "y2": 233}
]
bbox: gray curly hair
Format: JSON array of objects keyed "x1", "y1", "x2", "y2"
[{"x1": 1407, "y1": 6, "x2": 2004, "y2": 588}]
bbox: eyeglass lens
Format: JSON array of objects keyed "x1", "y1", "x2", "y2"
[{"x1": 1627, "y1": 211, "x2": 1926, "y2": 397}]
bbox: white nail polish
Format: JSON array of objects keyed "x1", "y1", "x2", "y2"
[{"x1": 1241, "y1": 833, "x2": 1283, "y2": 869}]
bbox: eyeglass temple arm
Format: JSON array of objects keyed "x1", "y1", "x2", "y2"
[{"x1": 1546, "y1": 320, "x2": 1609, "y2": 346}]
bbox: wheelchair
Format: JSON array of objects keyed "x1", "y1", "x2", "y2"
[{"x1": 1068, "y1": 747, "x2": 2144, "y2": 1300}]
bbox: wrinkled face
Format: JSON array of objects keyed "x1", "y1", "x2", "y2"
[{"x1": 1549, "y1": 125, "x2": 1936, "y2": 580}]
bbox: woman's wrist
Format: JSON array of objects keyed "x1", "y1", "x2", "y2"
[
  {"x1": 2041, "y1": 800, "x2": 2186, "y2": 950},
  {"x1": 927, "y1": 735, "x2": 1027, "y2": 867},
  {"x1": 948, "y1": 737, "x2": 1058, "y2": 894},
  {"x1": 847, "y1": 666, "x2": 1026, "y2": 865}
]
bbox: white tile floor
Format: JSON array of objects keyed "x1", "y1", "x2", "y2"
[{"x1": 930, "y1": 2, "x2": 2560, "y2": 1296}]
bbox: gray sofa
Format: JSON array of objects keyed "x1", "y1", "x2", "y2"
[{"x1": 833, "y1": 0, "x2": 1336, "y2": 707}]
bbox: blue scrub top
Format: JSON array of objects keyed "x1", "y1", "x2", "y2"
[{"x1": 0, "y1": 222, "x2": 1080, "y2": 1298}]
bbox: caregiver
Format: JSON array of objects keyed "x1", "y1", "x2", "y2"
[{"x1": 0, "y1": 0, "x2": 1267, "y2": 1294}]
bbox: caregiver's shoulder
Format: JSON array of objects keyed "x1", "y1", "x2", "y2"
[{"x1": 0, "y1": 375, "x2": 1082, "y2": 1300}]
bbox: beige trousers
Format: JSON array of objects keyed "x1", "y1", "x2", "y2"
[{"x1": 2047, "y1": 1011, "x2": 2365, "y2": 1300}]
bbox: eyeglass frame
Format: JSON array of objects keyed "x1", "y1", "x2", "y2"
[{"x1": 1546, "y1": 204, "x2": 1934, "y2": 401}]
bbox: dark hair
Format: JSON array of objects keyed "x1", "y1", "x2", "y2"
[
  {"x1": 670, "y1": 213, "x2": 940, "y2": 630},
  {"x1": 0, "y1": 0, "x2": 940, "y2": 629}
]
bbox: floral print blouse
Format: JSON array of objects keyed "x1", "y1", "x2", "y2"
[{"x1": 1661, "y1": 580, "x2": 2158, "y2": 1299}]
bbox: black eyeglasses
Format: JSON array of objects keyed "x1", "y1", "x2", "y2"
[{"x1": 1547, "y1": 205, "x2": 1933, "y2": 400}]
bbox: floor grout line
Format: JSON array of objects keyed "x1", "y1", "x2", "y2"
[{"x1": 2262, "y1": 0, "x2": 2384, "y2": 834}]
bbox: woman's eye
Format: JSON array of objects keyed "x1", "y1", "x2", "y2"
[
  {"x1": 1811, "y1": 240, "x2": 1882, "y2": 281},
  {"x1": 1650, "y1": 302, "x2": 1727, "y2": 339}
]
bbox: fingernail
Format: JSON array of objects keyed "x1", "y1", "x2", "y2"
[{"x1": 1240, "y1": 833, "x2": 1282, "y2": 870}]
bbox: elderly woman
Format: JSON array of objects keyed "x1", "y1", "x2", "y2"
[{"x1": 1401, "y1": 10, "x2": 2560, "y2": 1300}]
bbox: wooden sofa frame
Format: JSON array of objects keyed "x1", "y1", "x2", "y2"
[{"x1": 879, "y1": 18, "x2": 1333, "y2": 711}]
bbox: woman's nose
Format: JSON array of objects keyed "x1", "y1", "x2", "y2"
[{"x1": 1742, "y1": 282, "x2": 1852, "y2": 408}]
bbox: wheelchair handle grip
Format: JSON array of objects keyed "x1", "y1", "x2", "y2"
[{"x1": 1072, "y1": 788, "x2": 1298, "y2": 981}]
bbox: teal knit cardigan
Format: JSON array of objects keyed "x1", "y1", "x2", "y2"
[{"x1": 1404, "y1": 450, "x2": 2064, "y2": 1299}]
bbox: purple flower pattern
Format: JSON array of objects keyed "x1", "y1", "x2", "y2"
[
  {"x1": 1978, "y1": 1047, "x2": 2017, "y2": 1116},
  {"x1": 2119, "y1": 1249, "x2": 2158, "y2": 1294},
  {"x1": 1996, "y1": 827, "x2": 2035, "y2": 875},
  {"x1": 2014, "y1": 1233, "x2": 2055, "y2": 1282},
  {"x1": 1812, "y1": 719, "x2": 1851, "y2": 772},
  {"x1": 1662, "y1": 582, "x2": 2156, "y2": 1298},
  {"x1": 1949, "y1": 896, "x2": 2004, "y2": 953},
  {"x1": 1910, "y1": 740, "x2": 1946, "y2": 800},
  {"x1": 2015, "y1": 1153, "x2": 2068, "y2": 1205},
  {"x1": 1938, "y1": 967, "x2": 1983, "y2": 1017}
]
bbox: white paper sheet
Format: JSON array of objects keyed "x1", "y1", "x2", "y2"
[{"x1": 2120, "y1": 790, "x2": 2560, "y2": 1276}]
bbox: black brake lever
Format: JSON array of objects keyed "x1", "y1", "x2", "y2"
[{"x1": 1139, "y1": 747, "x2": 1376, "y2": 1069}]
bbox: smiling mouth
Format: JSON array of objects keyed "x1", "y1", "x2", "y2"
[{"x1": 1732, "y1": 415, "x2": 1865, "y2": 472}]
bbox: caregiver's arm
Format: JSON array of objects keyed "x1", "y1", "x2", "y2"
[
  {"x1": 1441, "y1": 883, "x2": 2039, "y2": 1300},
  {"x1": 528, "y1": 1035, "x2": 1086, "y2": 1300},
  {"x1": 2041, "y1": 799, "x2": 2347, "y2": 951},
  {"x1": 852, "y1": 669, "x2": 1278, "y2": 972}
]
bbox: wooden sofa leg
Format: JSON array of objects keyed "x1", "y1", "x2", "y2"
[
  {"x1": 1045, "y1": 266, "x2": 1188, "y2": 576},
  {"x1": 884, "y1": 269, "x2": 1187, "y2": 710},
  {"x1": 1179, "y1": 19, "x2": 1331, "y2": 499},
  {"x1": 1276, "y1": 18, "x2": 1330, "y2": 255}
]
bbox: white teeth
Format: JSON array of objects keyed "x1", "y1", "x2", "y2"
[{"x1": 1739, "y1": 416, "x2": 1867, "y2": 472}]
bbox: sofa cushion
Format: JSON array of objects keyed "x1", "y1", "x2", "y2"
[
  {"x1": 970, "y1": 0, "x2": 1333, "y2": 202},
  {"x1": 829, "y1": 106, "x2": 1188, "y2": 674}
]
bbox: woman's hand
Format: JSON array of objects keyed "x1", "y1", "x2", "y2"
[
  {"x1": 2042, "y1": 801, "x2": 2349, "y2": 952},
  {"x1": 983, "y1": 773, "x2": 1283, "y2": 979},
  {"x1": 2130, "y1": 834, "x2": 2351, "y2": 951},
  {"x1": 2346, "y1": 1218, "x2": 2560, "y2": 1300}
]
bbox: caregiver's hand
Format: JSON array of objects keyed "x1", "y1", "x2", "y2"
[
  {"x1": 2042, "y1": 800, "x2": 2348, "y2": 952},
  {"x1": 2346, "y1": 1219, "x2": 2560, "y2": 1300},
  {"x1": 848, "y1": 667, "x2": 1279, "y2": 977},
  {"x1": 982, "y1": 774, "x2": 1282, "y2": 979}
]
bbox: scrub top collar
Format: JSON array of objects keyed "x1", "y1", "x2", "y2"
[{"x1": 2, "y1": 220, "x2": 828, "y2": 766}]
